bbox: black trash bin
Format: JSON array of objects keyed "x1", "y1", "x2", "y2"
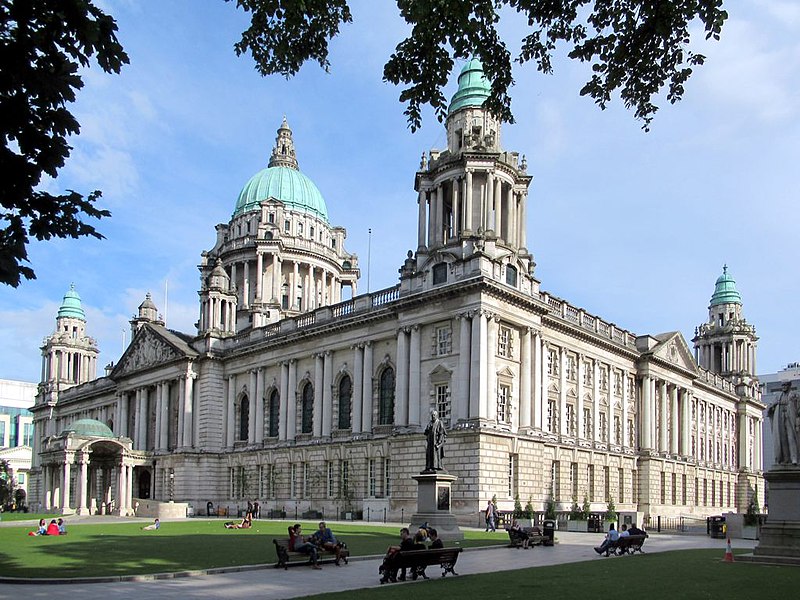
[
  {"x1": 588, "y1": 513, "x2": 603, "y2": 533},
  {"x1": 707, "y1": 515, "x2": 726, "y2": 538},
  {"x1": 543, "y1": 519, "x2": 556, "y2": 546}
]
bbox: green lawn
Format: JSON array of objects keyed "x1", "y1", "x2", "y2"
[
  {"x1": 0, "y1": 520, "x2": 503, "y2": 578},
  {"x1": 305, "y1": 549, "x2": 797, "y2": 600},
  {"x1": 0, "y1": 512, "x2": 50, "y2": 522}
]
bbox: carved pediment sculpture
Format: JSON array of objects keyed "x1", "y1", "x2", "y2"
[{"x1": 116, "y1": 328, "x2": 181, "y2": 376}]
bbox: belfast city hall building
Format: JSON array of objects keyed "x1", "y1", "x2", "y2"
[{"x1": 29, "y1": 61, "x2": 764, "y2": 524}]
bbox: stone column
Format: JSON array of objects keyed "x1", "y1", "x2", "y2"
[
  {"x1": 670, "y1": 384, "x2": 679, "y2": 454},
  {"x1": 465, "y1": 169, "x2": 473, "y2": 232},
  {"x1": 154, "y1": 382, "x2": 163, "y2": 451},
  {"x1": 452, "y1": 315, "x2": 470, "y2": 422},
  {"x1": 622, "y1": 371, "x2": 630, "y2": 447},
  {"x1": 116, "y1": 460, "x2": 126, "y2": 515},
  {"x1": 76, "y1": 451, "x2": 90, "y2": 515},
  {"x1": 486, "y1": 171, "x2": 495, "y2": 231},
  {"x1": 177, "y1": 380, "x2": 185, "y2": 448},
  {"x1": 119, "y1": 392, "x2": 129, "y2": 438},
  {"x1": 60, "y1": 456, "x2": 72, "y2": 511},
  {"x1": 256, "y1": 367, "x2": 265, "y2": 443},
  {"x1": 519, "y1": 327, "x2": 532, "y2": 429},
  {"x1": 226, "y1": 375, "x2": 236, "y2": 446},
  {"x1": 577, "y1": 355, "x2": 585, "y2": 438},
  {"x1": 243, "y1": 259, "x2": 250, "y2": 307},
  {"x1": 287, "y1": 359, "x2": 297, "y2": 440},
  {"x1": 182, "y1": 369, "x2": 195, "y2": 448},
  {"x1": 486, "y1": 316, "x2": 497, "y2": 421},
  {"x1": 559, "y1": 348, "x2": 567, "y2": 436},
  {"x1": 313, "y1": 354, "x2": 324, "y2": 436},
  {"x1": 452, "y1": 178, "x2": 460, "y2": 238},
  {"x1": 436, "y1": 185, "x2": 444, "y2": 245},
  {"x1": 352, "y1": 345, "x2": 364, "y2": 434},
  {"x1": 272, "y1": 254, "x2": 280, "y2": 302},
  {"x1": 428, "y1": 189, "x2": 437, "y2": 247},
  {"x1": 470, "y1": 311, "x2": 486, "y2": 419},
  {"x1": 417, "y1": 190, "x2": 427, "y2": 250},
  {"x1": 279, "y1": 365, "x2": 289, "y2": 441},
  {"x1": 292, "y1": 261, "x2": 300, "y2": 310},
  {"x1": 395, "y1": 328, "x2": 409, "y2": 426},
  {"x1": 362, "y1": 342, "x2": 373, "y2": 432},
  {"x1": 641, "y1": 375, "x2": 651, "y2": 449},
  {"x1": 533, "y1": 332, "x2": 544, "y2": 430},
  {"x1": 160, "y1": 381, "x2": 169, "y2": 450},
  {"x1": 322, "y1": 351, "x2": 333, "y2": 437},
  {"x1": 256, "y1": 251, "x2": 263, "y2": 301},
  {"x1": 408, "y1": 325, "x2": 421, "y2": 426}
]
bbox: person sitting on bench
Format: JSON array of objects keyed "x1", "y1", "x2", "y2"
[
  {"x1": 428, "y1": 528, "x2": 443, "y2": 549},
  {"x1": 289, "y1": 524, "x2": 321, "y2": 569},
  {"x1": 310, "y1": 521, "x2": 344, "y2": 566},
  {"x1": 594, "y1": 523, "x2": 619, "y2": 555}
]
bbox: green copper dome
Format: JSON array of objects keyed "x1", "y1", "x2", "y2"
[
  {"x1": 57, "y1": 284, "x2": 86, "y2": 320},
  {"x1": 65, "y1": 418, "x2": 114, "y2": 438},
  {"x1": 710, "y1": 265, "x2": 742, "y2": 306},
  {"x1": 233, "y1": 117, "x2": 329, "y2": 222},
  {"x1": 448, "y1": 58, "x2": 492, "y2": 115},
  {"x1": 234, "y1": 166, "x2": 328, "y2": 222}
]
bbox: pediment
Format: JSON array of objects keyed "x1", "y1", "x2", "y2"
[
  {"x1": 651, "y1": 332, "x2": 699, "y2": 375},
  {"x1": 112, "y1": 325, "x2": 188, "y2": 378}
]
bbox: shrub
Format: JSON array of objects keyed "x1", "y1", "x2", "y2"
[
  {"x1": 744, "y1": 496, "x2": 760, "y2": 526},
  {"x1": 605, "y1": 497, "x2": 617, "y2": 522},
  {"x1": 544, "y1": 495, "x2": 557, "y2": 520}
]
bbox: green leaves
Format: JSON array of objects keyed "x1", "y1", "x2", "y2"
[
  {"x1": 231, "y1": 0, "x2": 727, "y2": 132},
  {"x1": 0, "y1": 0, "x2": 128, "y2": 286}
]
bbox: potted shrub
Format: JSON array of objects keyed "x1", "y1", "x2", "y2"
[
  {"x1": 742, "y1": 497, "x2": 760, "y2": 540},
  {"x1": 567, "y1": 495, "x2": 589, "y2": 532}
]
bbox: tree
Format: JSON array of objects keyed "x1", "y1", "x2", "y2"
[
  {"x1": 0, "y1": 0, "x2": 128, "y2": 287},
  {"x1": 513, "y1": 492, "x2": 524, "y2": 518},
  {"x1": 229, "y1": 0, "x2": 727, "y2": 131},
  {"x1": 605, "y1": 496, "x2": 617, "y2": 522},
  {"x1": 0, "y1": 459, "x2": 15, "y2": 509}
]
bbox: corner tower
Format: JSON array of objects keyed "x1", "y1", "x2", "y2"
[
  {"x1": 402, "y1": 59, "x2": 537, "y2": 296},
  {"x1": 39, "y1": 284, "x2": 99, "y2": 388}
]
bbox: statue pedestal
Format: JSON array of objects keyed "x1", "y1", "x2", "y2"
[
  {"x1": 409, "y1": 472, "x2": 463, "y2": 541},
  {"x1": 746, "y1": 466, "x2": 800, "y2": 565}
]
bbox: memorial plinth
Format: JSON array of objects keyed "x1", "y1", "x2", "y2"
[
  {"x1": 747, "y1": 466, "x2": 800, "y2": 565},
  {"x1": 409, "y1": 472, "x2": 463, "y2": 541}
]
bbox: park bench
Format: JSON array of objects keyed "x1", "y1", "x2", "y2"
[
  {"x1": 601, "y1": 534, "x2": 648, "y2": 556},
  {"x1": 272, "y1": 538, "x2": 349, "y2": 569},
  {"x1": 379, "y1": 547, "x2": 463, "y2": 582},
  {"x1": 507, "y1": 527, "x2": 545, "y2": 548}
]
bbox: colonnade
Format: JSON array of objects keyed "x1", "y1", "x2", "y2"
[
  {"x1": 695, "y1": 338, "x2": 756, "y2": 374},
  {"x1": 417, "y1": 169, "x2": 528, "y2": 250},
  {"x1": 117, "y1": 365, "x2": 196, "y2": 451},
  {"x1": 41, "y1": 350, "x2": 97, "y2": 385},
  {"x1": 40, "y1": 450, "x2": 133, "y2": 516}
]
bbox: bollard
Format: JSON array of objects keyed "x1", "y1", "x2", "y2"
[
  {"x1": 367, "y1": 507, "x2": 370, "y2": 522},
  {"x1": 401, "y1": 508, "x2": 404, "y2": 523},
  {"x1": 384, "y1": 507, "x2": 387, "y2": 523},
  {"x1": 657, "y1": 515, "x2": 661, "y2": 533}
]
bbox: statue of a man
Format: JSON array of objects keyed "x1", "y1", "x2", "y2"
[
  {"x1": 768, "y1": 381, "x2": 800, "y2": 465},
  {"x1": 424, "y1": 409, "x2": 447, "y2": 472}
]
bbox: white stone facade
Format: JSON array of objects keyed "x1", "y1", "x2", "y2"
[{"x1": 28, "y1": 63, "x2": 764, "y2": 522}]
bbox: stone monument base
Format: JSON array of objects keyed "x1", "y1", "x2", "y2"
[
  {"x1": 409, "y1": 472, "x2": 464, "y2": 541},
  {"x1": 742, "y1": 466, "x2": 800, "y2": 565}
]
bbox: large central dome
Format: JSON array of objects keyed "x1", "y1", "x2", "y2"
[{"x1": 233, "y1": 118, "x2": 329, "y2": 222}]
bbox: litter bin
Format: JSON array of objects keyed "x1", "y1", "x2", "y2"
[
  {"x1": 543, "y1": 519, "x2": 556, "y2": 546},
  {"x1": 707, "y1": 515, "x2": 726, "y2": 538},
  {"x1": 588, "y1": 513, "x2": 604, "y2": 533}
]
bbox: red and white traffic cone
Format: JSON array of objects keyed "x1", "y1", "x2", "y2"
[{"x1": 724, "y1": 537, "x2": 734, "y2": 563}]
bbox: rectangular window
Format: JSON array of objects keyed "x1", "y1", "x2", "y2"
[
  {"x1": 551, "y1": 461, "x2": 559, "y2": 500},
  {"x1": 497, "y1": 385, "x2": 511, "y2": 424},
  {"x1": 497, "y1": 326, "x2": 512, "y2": 358},
  {"x1": 297, "y1": 222, "x2": 304, "y2": 236},
  {"x1": 327, "y1": 462, "x2": 334, "y2": 498},
  {"x1": 672, "y1": 473, "x2": 677, "y2": 505},
  {"x1": 302, "y1": 463, "x2": 309, "y2": 499},
  {"x1": 341, "y1": 460, "x2": 350, "y2": 499},
  {"x1": 0, "y1": 420, "x2": 6, "y2": 447},
  {"x1": 614, "y1": 415, "x2": 622, "y2": 445},
  {"x1": 284, "y1": 220, "x2": 291, "y2": 232},
  {"x1": 369, "y1": 459, "x2": 376, "y2": 497},
  {"x1": 703, "y1": 479, "x2": 708, "y2": 506},
  {"x1": 719, "y1": 481, "x2": 724, "y2": 507},
  {"x1": 599, "y1": 412, "x2": 608, "y2": 441},
  {"x1": 547, "y1": 349, "x2": 559, "y2": 376},
  {"x1": 290, "y1": 464, "x2": 297, "y2": 499},
  {"x1": 258, "y1": 465, "x2": 264, "y2": 498},
  {"x1": 613, "y1": 370, "x2": 622, "y2": 395},
  {"x1": 588, "y1": 465, "x2": 595, "y2": 501},
  {"x1": 565, "y1": 404, "x2": 576, "y2": 436},
  {"x1": 268, "y1": 212, "x2": 275, "y2": 223},
  {"x1": 566, "y1": 354, "x2": 577, "y2": 382},
  {"x1": 435, "y1": 325, "x2": 452, "y2": 356},
  {"x1": 17, "y1": 472, "x2": 25, "y2": 484},
  {"x1": 618, "y1": 468, "x2": 625, "y2": 504},
  {"x1": 508, "y1": 454, "x2": 518, "y2": 498},
  {"x1": 727, "y1": 481, "x2": 731, "y2": 506},
  {"x1": 603, "y1": 466, "x2": 610, "y2": 501},
  {"x1": 660, "y1": 472, "x2": 666, "y2": 504},
  {"x1": 583, "y1": 407, "x2": 592, "y2": 439},
  {"x1": 432, "y1": 263, "x2": 447, "y2": 284},
  {"x1": 682, "y1": 474, "x2": 687, "y2": 505},
  {"x1": 628, "y1": 419, "x2": 635, "y2": 447},
  {"x1": 384, "y1": 458, "x2": 391, "y2": 497},
  {"x1": 436, "y1": 384, "x2": 451, "y2": 427},
  {"x1": 547, "y1": 398, "x2": 558, "y2": 433},
  {"x1": 570, "y1": 462, "x2": 578, "y2": 499},
  {"x1": 600, "y1": 366, "x2": 609, "y2": 391},
  {"x1": 583, "y1": 361, "x2": 593, "y2": 386}
]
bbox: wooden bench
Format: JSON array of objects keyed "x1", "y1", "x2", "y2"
[
  {"x1": 507, "y1": 527, "x2": 544, "y2": 549},
  {"x1": 602, "y1": 534, "x2": 648, "y2": 556},
  {"x1": 272, "y1": 538, "x2": 349, "y2": 569},
  {"x1": 379, "y1": 547, "x2": 463, "y2": 582}
]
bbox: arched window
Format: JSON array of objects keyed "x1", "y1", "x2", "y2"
[
  {"x1": 338, "y1": 375, "x2": 352, "y2": 430},
  {"x1": 301, "y1": 383, "x2": 314, "y2": 434},
  {"x1": 379, "y1": 367, "x2": 395, "y2": 425},
  {"x1": 268, "y1": 389, "x2": 280, "y2": 438},
  {"x1": 239, "y1": 395, "x2": 249, "y2": 441}
]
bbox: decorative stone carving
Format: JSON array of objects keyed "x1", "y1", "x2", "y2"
[{"x1": 116, "y1": 330, "x2": 180, "y2": 375}]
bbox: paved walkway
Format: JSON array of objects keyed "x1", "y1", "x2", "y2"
[{"x1": 0, "y1": 526, "x2": 753, "y2": 600}]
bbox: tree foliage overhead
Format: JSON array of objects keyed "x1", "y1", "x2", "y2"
[
  {"x1": 0, "y1": 0, "x2": 128, "y2": 287},
  {"x1": 230, "y1": 0, "x2": 727, "y2": 131}
]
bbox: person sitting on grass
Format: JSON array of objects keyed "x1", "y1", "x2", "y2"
[
  {"x1": 310, "y1": 521, "x2": 344, "y2": 565},
  {"x1": 142, "y1": 518, "x2": 160, "y2": 531},
  {"x1": 46, "y1": 519, "x2": 60, "y2": 536},
  {"x1": 224, "y1": 512, "x2": 253, "y2": 529},
  {"x1": 57, "y1": 518, "x2": 67, "y2": 535},
  {"x1": 289, "y1": 524, "x2": 321, "y2": 569}
]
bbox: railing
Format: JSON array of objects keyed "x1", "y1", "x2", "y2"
[
  {"x1": 371, "y1": 286, "x2": 400, "y2": 307},
  {"x1": 540, "y1": 292, "x2": 637, "y2": 350},
  {"x1": 296, "y1": 314, "x2": 315, "y2": 328},
  {"x1": 332, "y1": 300, "x2": 354, "y2": 317}
]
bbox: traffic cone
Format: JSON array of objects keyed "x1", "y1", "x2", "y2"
[{"x1": 724, "y1": 537, "x2": 734, "y2": 563}]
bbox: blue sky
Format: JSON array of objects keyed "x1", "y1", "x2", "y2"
[{"x1": 1, "y1": 0, "x2": 797, "y2": 383}]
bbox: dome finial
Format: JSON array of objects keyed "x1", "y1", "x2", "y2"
[
  {"x1": 269, "y1": 117, "x2": 299, "y2": 170},
  {"x1": 710, "y1": 264, "x2": 742, "y2": 306}
]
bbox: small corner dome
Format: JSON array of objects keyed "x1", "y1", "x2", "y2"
[
  {"x1": 234, "y1": 166, "x2": 329, "y2": 222},
  {"x1": 710, "y1": 265, "x2": 742, "y2": 306},
  {"x1": 64, "y1": 418, "x2": 115, "y2": 438},
  {"x1": 448, "y1": 58, "x2": 492, "y2": 115},
  {"x1": 57, "y1": 284, "x2": 86, "y2": 321}
]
